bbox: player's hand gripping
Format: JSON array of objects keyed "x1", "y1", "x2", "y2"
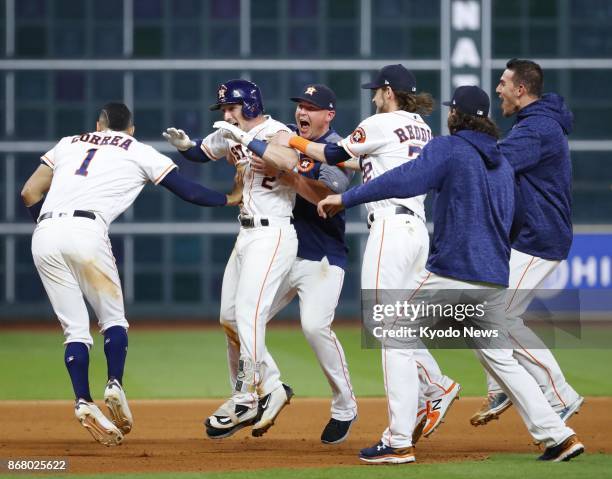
[
  {"x1": 317, "y1": 194, "x2": 345, "y2": 219},
  {"x1": 213, "y1": 121, "x2": 254, "y2": 147},
  {"x1": 162, "y1": 128, "x2": 196, "y2": 151}
]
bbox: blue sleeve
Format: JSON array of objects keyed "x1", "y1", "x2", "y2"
[
  {"x1": 342, "y1": 138, "x2": 450, "y2": 208},
  {"x1": 324, "y1": 143, "x2": 351, "y2": 165},
  {"x1": 179, "y1": 139, "x2": 213, "y2": 163},
  {"x1": 159, "y1": 169, "x2": 227, "y2": 206},
  {"x1": 498, "y1": 124, "x2": 541, "y2": 174}
]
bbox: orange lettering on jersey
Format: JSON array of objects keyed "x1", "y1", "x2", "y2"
[{"x1": 350, "y1": 127, "x2": 366, "y2": 143}]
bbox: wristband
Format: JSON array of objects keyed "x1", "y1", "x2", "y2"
[
  {"x1": 247, "y1": 139, "x2": 268, "y2": 158},
  {"x1": 288, "y1": 135, "x2": 312, "y2": 154}
]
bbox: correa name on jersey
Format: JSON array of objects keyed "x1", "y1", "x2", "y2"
[
  {"x1": 70, "y1": 133, "x2": 133, "y2": 151},
  {"x1": 289, "y1": 125, "x2": 351, "y2": 270}
]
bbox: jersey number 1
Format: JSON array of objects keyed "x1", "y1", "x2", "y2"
[{"x1": 75, "y1": 148, "x2": 98, "y2": 176}]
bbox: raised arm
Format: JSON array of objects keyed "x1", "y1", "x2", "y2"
[{"x1": 163, "y1": 127, "x2": 214, "y2": 163}]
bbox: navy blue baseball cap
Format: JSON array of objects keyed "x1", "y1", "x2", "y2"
[
  {"x1": 361, "y1": 64, "x2": 417, "y2": 93},
  {"x1": 290, "y1": 84, "x2": 336, "y2": 110},
  {"x1": 443, "y1": 85, "x2": 490, "y2": 117}
]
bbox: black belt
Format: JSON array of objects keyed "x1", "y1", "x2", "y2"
[
  {"x1": 367, "y1": 206, "x2": 416, "y2": 225},
  {"x1": 38, "y1": 210, "x2": 96, "y2": 223},
  {"x1": 238, "y1": 215, "x2": 294, "y2": 228}
]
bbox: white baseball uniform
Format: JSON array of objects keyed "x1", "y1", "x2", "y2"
[
  {"x1": 32, "y1": 130, "x2": 177, "y2": 346},
  {"x1": 486, "y1": 249, "x2": 581, "y2": 410},
  {"x1": 204, "y1": 116, "x2": 299, "y2": 407},
  {"x1": 338, "y1": 111, "x2": 455, "y2": 444}
]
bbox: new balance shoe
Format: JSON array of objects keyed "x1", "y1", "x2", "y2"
[
  {"x1": 321, "y1": 416, "x2": 356, "y2": 444},
  {"x1": 559, "y1": 396, "x2": 584, "y2": 423},
  {"x1": 422, "y1": 382, "x2": 461, "y2": 438},
  {"x1": 470, "y1": 391, "x2": 512, "y2": 426},
  {"x1": 205, "y1": 398, "x2": 258, "y2": 439},
  {"x1": 252, "y1": 383, "x2": 294, "y2": 437},
  {"x1": 104, "y1": 378, "x2": 133, "y2": 434},
  {"x1": 359, "y1": 441, "x2": 415, "y2": 464},
  {"x1": 74, "y1": 399, "x2": 123, "y2": 446},
  {"x1": 537, "y1": 434, "x2": 585, "y2": 462},
  {"x1": 411, "y1": 407, "x2": 428, "y2": 445}
]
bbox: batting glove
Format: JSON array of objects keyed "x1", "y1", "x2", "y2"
[
  {"x1": 213, "y1": 121, "x2": 254, "y2": 147},
  {"x1": 162, "y1": 127, "x2": 196, "y2": 151}
]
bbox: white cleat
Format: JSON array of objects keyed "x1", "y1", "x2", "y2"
[
  {"x1": 104, "y1": 379, "x2": 133, "y2": 434},
  {"x1": 422, "y1": 382, "x2": 461, "y2": 438},
  {"x1": 75, "y1": 399, "x2": 123, "y2": 446},
  {"x1": 252, "y1": 384, "x2": 294, "y2": 437}
]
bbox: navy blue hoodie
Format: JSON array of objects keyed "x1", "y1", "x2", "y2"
[
  {"x1": 342, "y1": 130, "x2": 515, "y2": 287},
  {"x1": 499, "y1": 93, "x2": 573, "y2": 260}
]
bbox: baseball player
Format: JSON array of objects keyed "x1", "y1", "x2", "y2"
[
  {"x1": 318, "y1": 85, "x2": 585, "y2": 464},
  {"x1": 215, "y1": 84, "x2": 358, "y2": 444},
  {"x1": 163, "y1": 79, "x2": 299, "y2": 439},
  {"x1": 20, "y1": 103, "x2": 235, "y2": 446},
  {"x1": 259, "y1": 65, "x2": 460, "y2": 442},
  {"x1": 471, "y1": 59, "x2": 583, "y2": 426}
]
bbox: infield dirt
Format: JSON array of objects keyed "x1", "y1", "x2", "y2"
[{"x1": 0, "y1": 397, "x2": 608, "y2": 473}]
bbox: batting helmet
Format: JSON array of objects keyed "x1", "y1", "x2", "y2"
[{"x1": 209, "y1": 79, "x2": 264, "y2": 119}]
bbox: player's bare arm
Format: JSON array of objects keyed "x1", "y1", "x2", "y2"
[
  {"x1": 317, "y1": 194, "x2": 344, "y2": 219},
  {"x1": 271, "y1": 130, "x2": 351, "y2": 166},
  {"x1": 21, "y1": 164, "x2": 53, "y2": 221},
  {"x1": 336, "y1": 159, "x2": 361, "y2": 171},
  {"x1": 21, "y1": 164, "x2": 53, "y2": 207}
]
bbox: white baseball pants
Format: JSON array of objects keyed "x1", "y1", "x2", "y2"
[
  {"x1": 31, "y1": 215, "x2": 129, "y2": 346},
  {"x1": 486, "y1": 248, "x2": 581, "y2": 410},
  {"x1": 219, "y1": 224, "x2": 297, "y2": 407},
  {"x1": 408, "y1": 270, "x2": 576, "y2": 448}
]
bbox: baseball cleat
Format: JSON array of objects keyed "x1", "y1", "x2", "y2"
[
  {"x1": 422, "y1": 382, "x2": 461, "y2": 438},
  {"x1": 104, "y1": 378, "x2": 133, "y2": 434},
  {"x1": 411, "y1": 407, "x2": 428, "y2": 445},
  {"x1": 321, "y1": 416, "x2": 357, "y2": 445},
  {"x1": 558, "y1": 396, "x2": 584, "y2": 423},
  {"x1": 359, "y1": 441, "x2": 416, "y2": 465},
  {"x1": 252, "y1": 383, "x2": 294, "y2": 437},
  {"x1": 74, "y1": 399, "x2": 123, "y2": 446},
  {"x1": 205, "y1": 398, "x2": 258, "y2": 439},
  {"x1": 470, "y1": 391, "x2": 512, "y2": 426},
  {"x1": 537, "y1": 434, "x2": 585, "y2": 462}
]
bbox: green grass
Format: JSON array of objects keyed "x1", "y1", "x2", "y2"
[
  {"x1": 1, "y1": 454, "x2": 610, "y2": 479},
  {"x1": 0, "y1": 326, "x2": 611, "y2": 399}
]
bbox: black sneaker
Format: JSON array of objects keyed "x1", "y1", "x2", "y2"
[{"x1": 320, "y1": 416, "x2": 356, "y2": 444}]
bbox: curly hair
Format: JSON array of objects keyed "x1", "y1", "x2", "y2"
[
  {"x1": 447, "y1": 109, "x2": 500, "y2": 139},
  {"x1": 393, "y1": 90, "x2": 435, "y2": 116}
]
